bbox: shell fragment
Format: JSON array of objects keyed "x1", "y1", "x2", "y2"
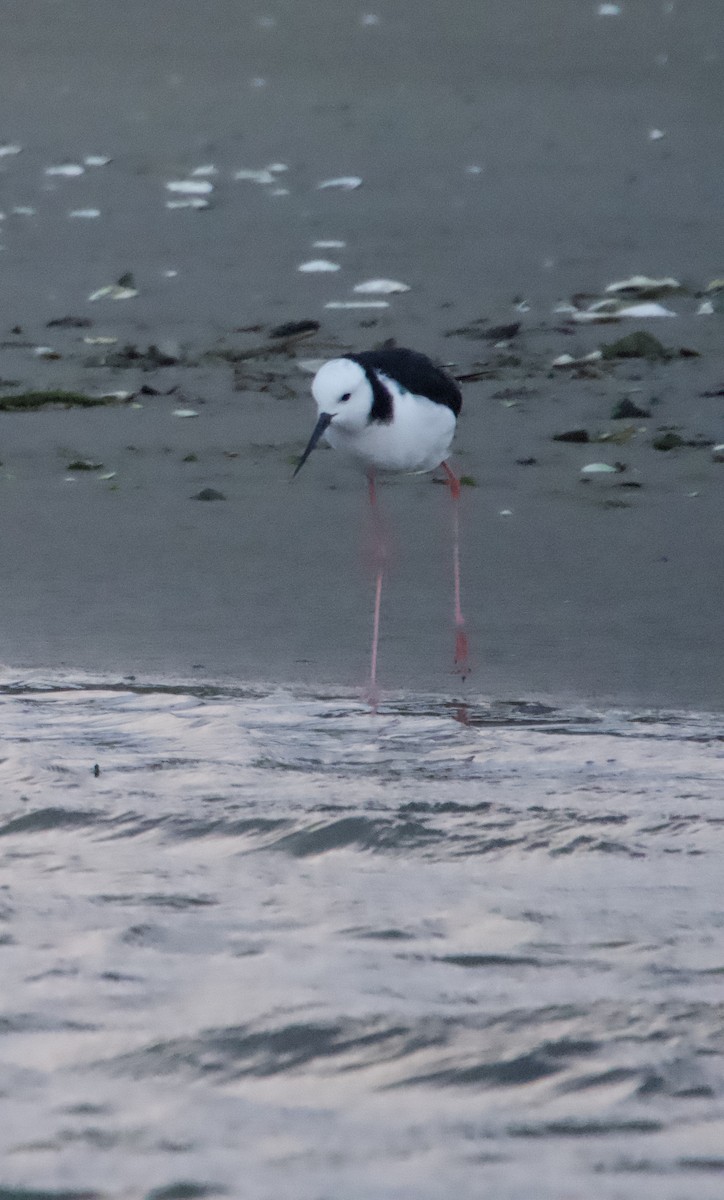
[{"x1": 353, "y1": 278, "x2": 410, "y2": 295}]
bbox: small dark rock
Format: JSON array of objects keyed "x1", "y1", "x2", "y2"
[
  {"x1": 601, "y1": 331, "x2": 669, "y2": 361},
  {"x1": 105, "y1": 344, "x2": 178, "y2": 370},
  {"x1": 269, "y1": 319, "x2": 320, "y2": 338},
  {"x1": 67, "y1": 459, "x2": 103, "y2": 471},
  {"x1": 652, "y1": 431, "x2": 684, "y2": 451},
  {"x1": 117, "y1": 271, "x2": 136, "y2": 288},
  {"x1": 611, "y1": 398, "x2": 651, "y2": 419},
  {"x1": 516, "y1": 456, "x2": 538, "y2": 466},
  {"x1": 93, "y1": 764, "x2": 100, "y2": 777},
  {"x1": 619, "y1": 480, "x2": 643, "y2": 488},
  {"x1": 678, "y1": 346, "x2": 700, "y2": 358},
  {"x1": 192, "y1": 487, "x2": 226, "y2": 501},
  {"x1": 484, "y1": 322, "x2": 520, "y2": 341},
  {"x1": 46, "y1": 315, "x2": 93, "y2": 328},
  {"x1": 182, "y1": 453, "x2": 198, "y2": 463},
  {"x1": 553, "y1": 429, "x2": 590, "y2": 443}
]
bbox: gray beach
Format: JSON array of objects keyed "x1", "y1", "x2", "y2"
[{"x1": 1, "y1": 4, "x2": 723, "y2": 1199}]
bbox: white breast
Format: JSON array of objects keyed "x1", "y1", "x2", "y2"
[{"x1": 326, "y1": 382, "x2": 457, "y2": 473}]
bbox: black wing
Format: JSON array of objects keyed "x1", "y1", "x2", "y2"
[{"x1": 348, "y1": 348, "x2": 462, "y2": 418}]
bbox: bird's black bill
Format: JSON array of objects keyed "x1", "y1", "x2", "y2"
[{"x1": 292, "y1": 411, "x2": 334, "y2": 478}]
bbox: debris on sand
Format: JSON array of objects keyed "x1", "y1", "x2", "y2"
[
  {"x1": 298, "y1": 260, "x2": 340, "y2": 273},
  {"x1": 484, "y1": 322, "x2": 520, "y2": 341},
  {"x1": 317, "y1": 176, "x2": 363, "y2": 190},
  {"x1": 0, "y1": 391, "x2": 115, "y2": 411},
  {"x1": 552, "y1": 350, "x2": 602, "y2": 368},
  {"x1": 601, "y1": 331, "x2": 669, "y2": 360},
  {"x1": 553, "y1": 429, "x2": 590, "y2": 443},
  {"x1": 166, "y1": 198, "x2": 209, "y2": 210},
  {"x1": 325, "y1": 300, "x2": 388, "y2": 309},
  {"x1": 166, "y1": 179, "x2": 213, "y2": 196},
  {"x1": 652, "y1": 431, "x2": 684, "y2": 451},
  {"x1": 192, "y1": 488, "x2": 226, "y2": 501},
  {"x1": 611, "y1": 398, "x2": 651, "y2": 419},
  {"x1": 88, "y1": 273, "x2": 139, "y2": 302},
  {"x1": 712, "y1": 445, "x2": 724, "y2": 462},
  {"x1": 234, "y1": 168, "x2": 276, "y2": 184},
  {"x1": 604, "y1": 275, "x2": 682, "y2": 299},
  {"x1": 46, "y1": 315, "x2": 93, "y2": 328},
  {"x1": 99, "y1": 343, "x2": 180, "y2": 370},
  {"x1": 45, "y1": 163, "x2": 84, "y2": 177},
  {"x1": 580, "y1": 462, "x2": 623, "y2": 475},
  {"x1": 269, "y1": 319, "x2": 320, "y2": 338},
  {"x1": 580, "y1": 299, "x2": 676, "y2": 322},
  {"x1": 353, "y1": 279, "x2": 410, "y2": 295}
]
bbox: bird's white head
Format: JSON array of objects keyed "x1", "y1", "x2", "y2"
[
  {"x1": 293, "y1": 357, "x2": 374, "y2": 479},
  {"x1": 311, "y1": 357, "x2": 371, "y2": 431}
]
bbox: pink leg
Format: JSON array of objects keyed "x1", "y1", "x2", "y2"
[
  {"x1": 367, "y1": 470, "x2": 384, "y2": 709},
  {"x1": 441, "y1": 461, "x2": 470, "y2": 677}
]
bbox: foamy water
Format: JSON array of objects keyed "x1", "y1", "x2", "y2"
[{"x1": 1, "y1": 678, "x2": 723, "y2": 1199}]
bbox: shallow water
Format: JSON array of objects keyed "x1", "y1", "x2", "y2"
[{"x1": 1, "y1": 677, "x2": 723, "y2": 1200}]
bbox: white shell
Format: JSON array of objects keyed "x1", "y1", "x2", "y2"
[
  {"x1": 88, "y1": 284, "x2": 139, "y2": 301},
  {"x1": 697, "y1": 300, "x2": 714, "y2": 315},
  {"x1": 581, "y1": 462, "x2": 618, "y2": 474},
  {"x1": 173, "y1": 408, "x2": 199, "y2": 418},
  {"x1": 166, "y1": 198, "x2": 209, "y2": 209},
  {"x1": 69, "y1": 208, "x2": 101, "y2": 219},
  {"x1": 234, "y1": 168, "x2": 275, "y2": 184},
  {"x1": 324, "y1": 300, "x2": 389, "y2": 309},
  {"x1": 0, "y1": 143, "x2": 22, "y2": 157},
  {"x1": 45, "y1": 163, "x2": 84, "y2": 177},
  {"x1": 84, "y1": 155, "x2": 111, "y2": 167},
  {"x1": 571, "y1": 297, "x2": 676, "y2": 322},
  {"x1": 605, "y1": 275, "x2": 681, "y2": 297},
  {"x1": 298, "y1": 259, "x2": 340, "y2": 272},
  {"x1": 597, "y1": 3, "x2": 621, "y2": 13},
  {"x1": 353, "y1": 278, "x2": 410, "y2": 294},
  {"x1": 191, "y1": 164, "x2": 218, "y2": 176},
  {"x1": 649, "y1": 128, "x2": 666, "y2": 140},
  {"x1": 317, "y1": 176, "x2": 362, "y2": 190},
  {"x1": 165, "y1": 179, "x2": 213, "y2": 195},
  {"x1": 12, "y1": 206, "x2": 36, "y2": 216},
  {"x1": 84, "y1": 336, "x2": 118, "y2": 345},
  {"x1": 552, "y1": 350, "x2": 602, "y2": 367},
  {"x1": 313, "y1": 239, "x2": 346, "y2": 248}
]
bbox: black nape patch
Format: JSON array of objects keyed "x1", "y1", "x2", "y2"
[
  {"x1": 348, "y1": 348, "x2": 462, "y2": 419},
  {"x1": 346, "y1": 354, "x2": 393, "y2": 423}
]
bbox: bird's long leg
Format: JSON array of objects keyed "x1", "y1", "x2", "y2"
[
  {"x1": 367, "y1": 469, "x2": 384, "y2": 710},
  {"x1": 441, "y1": 461, "x2": 469, "y2": 676}
]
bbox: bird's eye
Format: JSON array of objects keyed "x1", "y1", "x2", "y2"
[{"x1": 339, "y1": 392, "x2": 351, "y2": 402}]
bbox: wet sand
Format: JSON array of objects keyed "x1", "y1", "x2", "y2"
[{"x1": 1, "y1": 0, "x2": 723, "y2": 708}]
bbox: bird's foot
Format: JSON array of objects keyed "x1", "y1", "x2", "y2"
[{"x1": 363, "y1": 680, "x2": 381, "y2": 714}]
